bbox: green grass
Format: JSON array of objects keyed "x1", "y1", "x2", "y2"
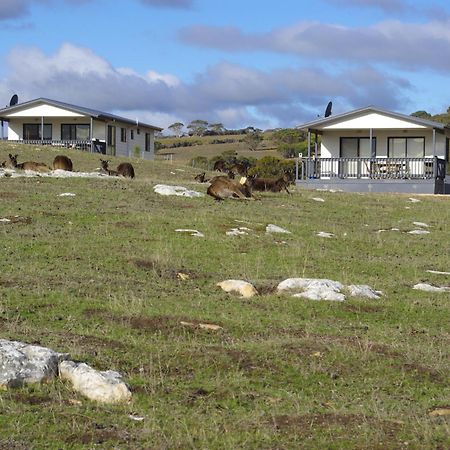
[{"x1": 0, "y1": 142, "x2": 449, "y2": 449}]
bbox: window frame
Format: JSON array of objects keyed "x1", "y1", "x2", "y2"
[
  {"x1": 387, "y1": 136, "x2": 425, "y2": 158},
  {"x1": 23, "y1": 123, "x2": 52, "y2": 140},
  {"x1": 61, "y1": 123, "x2": 91, "y2": 141}
]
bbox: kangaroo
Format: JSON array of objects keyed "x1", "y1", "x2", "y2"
[
  {"x1": 246, "y1": 173, "x2": 292, "y2": 194},
  {"x1": 194, "y1": 172, "x2": 209, "y2": 183},
  {"x1": 7, "y1": 154, "x2": 50, "y2": 172},
  {"x1": 53, "y1": 155, "x2": 73, "y2": 171},
  {"x1": 99, "y1": 159, "x2": 119, "y2": 176},
  {"x1": 117, "y1": 162, "x2": 135, "y2": 178},
  {"x1": 207, "y1": 176, "x2": 254, "y2": 201}
]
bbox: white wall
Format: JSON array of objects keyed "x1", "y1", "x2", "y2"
[{"x1": 321, "y1": 129, "x2": 446, "y2": 159}]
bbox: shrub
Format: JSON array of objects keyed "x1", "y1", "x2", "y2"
[
  {"x1": 190, "y1": 156, "x2": 209, "y2": 169},
  {"x1": 248, "y1": 156, "x2": 295, "y2": 178}
]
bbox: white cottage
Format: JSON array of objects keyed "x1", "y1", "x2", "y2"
[
  {"x1": 297, "y1": 106, "x2": 449, "y2": 194},
  {"x1": 0, "y1": 98, "x2": 163, "y2": 159}
]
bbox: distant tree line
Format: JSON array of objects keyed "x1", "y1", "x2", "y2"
[{"x1": 167, "y1": 120, "x2": 263, "y2": 137}]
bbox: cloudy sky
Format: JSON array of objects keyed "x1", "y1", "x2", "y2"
[{"x1": 1, "y1": 0, "x2": 450, "y2": 130}]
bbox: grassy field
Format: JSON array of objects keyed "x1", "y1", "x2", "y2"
[{"x1": 0, "y1": 142, "x2": 449, "y2": 449}]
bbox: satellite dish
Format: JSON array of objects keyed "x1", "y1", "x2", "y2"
[
  {"x1": 9, "y1": 94, "x2": 18, "y2": 107},
  {"x1": 324, "y1": 101, "x2": 332, "y2": 118}
]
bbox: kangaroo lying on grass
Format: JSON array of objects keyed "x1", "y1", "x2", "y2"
[
  {"x1": 207, "y1": 176, "x2": 254, "y2": 201},
  {"x1": 53, "y1": 155, "x2": 73, "y2": 171},
  {"x1": 7, "y1": 154, "x2": 51, "y2": 172},
  {"x1": 100, "y1": 159, "x2": 135, "y2": 178},
  {"x1": 247, "y1": 173, "x2": 292, "y2": 194}
]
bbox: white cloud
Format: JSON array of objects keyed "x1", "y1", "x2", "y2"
[
  {"x1": 179, "y1": 18, "x2": 450, "y2": 73},
  {"x1": 0, "y1": 43, "x2": 412, "y2": 129}
]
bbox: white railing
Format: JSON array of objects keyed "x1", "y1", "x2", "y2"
[{"x1": 296, "y1": 157, "x2": 445, "y2": 181}]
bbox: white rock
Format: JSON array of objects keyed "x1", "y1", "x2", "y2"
[
  {"x1": 412, "y1": 222, "x2": 429, "y2": 228},
  {"x1": 266, "y1": 224, "x2": 291, "y2": 234},
  {"x1": 59, "y1": 361, "x2": 131, "y2": 404},
  {"x1": 58, "y1": 192, "x2": 76, "y2": 197},
  {"x1": 316, "y1": 231, "x2": 334, "y2": 238},
  {"x1": 413, "y1": 283, "x2": 450, "y2": 293},
  {"x1": 407, "y1": 229, "x2": 430, "y2": 235},
  {"x1": 0, "y1": 218, "x2": 11, "y2": 223},
  {"x1": 175, "y1": 229, "x2": 205, "y2": 238},
  {"x1": 0, "y1": 340, "x2": 68, "y2": 388},
  {"x1": 277, "y1": 278, "x2": 344, "y2": 293},
  {"x1": 153, "y1": 184, "x2": 204, "y2": 197},
  {"x1": 217, "y1": 280, "x2": 258, "y2": 298},
  {"x1": 311, "y1": 197, "x2": 325, "y2": 202},
  {"x1": 426, "y1": 270, "x2": 450, "y2": 276},
  {"x1": 293, "y1": 288, "x2": 345, "y2": 302},
  {"x1": 408, "y1": 198, "x2": 421, "y2": 203},
  {"x1": 347, "y1": 284, "x2": 382, "y2": 299},
  {"x1": 226, "y1": 228, "x2": 249, "y2": 236}
]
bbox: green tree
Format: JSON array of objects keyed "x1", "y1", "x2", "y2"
[
  {"x1": 187, "y1": 119, "x2": 209, "y2": 136},
  {"x1": 244, "y1": 130, "x2": 263, "y2": 151},
  {"x1": 411, "y1": 110, "x2": 432, "y2": 119},
  {"x1": 208, "y1": 123, "x2": 225, "y2": 134},
  {"x1": 168, "y1": 122, "x2": 184, "y2": 137}
]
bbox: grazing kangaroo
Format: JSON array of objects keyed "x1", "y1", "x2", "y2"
[
  {"x1": 53, "y1": 155, "x2": 73, "y2": 171},
  {"x1": 117, "y1": 162, "x2": 135, "y2": 178},
  {"x1": 7, "y1": 154, "x2": 50, "y2": 172},
  {"x1": 207, "y1": 176, "x2": 254, "y2": 201}
]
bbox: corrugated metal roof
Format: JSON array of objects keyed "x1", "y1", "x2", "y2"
[
  {"x1": 0, "y1": 97, "x2": 163, "y2": 131},
  {"x1": 297, "y1": 106, "x2": 449, "y2": 131}
]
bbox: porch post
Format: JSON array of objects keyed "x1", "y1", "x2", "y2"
[
  {"x1": 307, "y1": 131, "x2": 311, "y2": 158},
  {"x1": 1, "y1": 120, "x2": 3, "y2": 140},
  {"x1": 90, "y1": 117, "x2": 94, "y2": 152},
  {"x1": 314, "y1": 132, "x2": 318, "y2": 159},
  {"x1": 41, "y1": 116, "x2": 44, "y2": 143},
  {"x1": 432, "y1": 129, "x2": 436, "y2": 156},
  {"x1": 370, "y1": 128, "x2": 375, "y2": 157}
]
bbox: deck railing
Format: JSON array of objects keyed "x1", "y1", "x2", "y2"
[
  {"x1": 8, "y1": 139, "x2": 92, "y2": 151},
  {"x1": 296, "y1": 157, "x2": 446, "y2": 181}
]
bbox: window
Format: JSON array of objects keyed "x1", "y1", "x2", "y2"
[
  {"x1": 388, "y1": 137, "x2": 424, "y2": 158},
  {"x1": 130, "y1": 130, "x2": 134, "y2": 140},
  {"x1": 137, "y1": 128, "x2": 140, "y2": 135},
  {"x1": 120, "y1": 128, "x2": 127, "y2": 142},
  {"x1": 145, "y1": 133, "x2": 150, "y2": 152},
  {"x1": 61, "y1": 124, "x2": 90, "y2": 140},
  {"x1": 340, "y1": 137, "x2": 376, "y2": 158},
  {"x1": 23, "y1": 123, "x2": 52, "y2": 140}
]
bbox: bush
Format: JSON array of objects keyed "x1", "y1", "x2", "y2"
[
  {"x1": 277, "y1": 141, "x2": 308, "y2": 158},
  {"x1": 248, "y1": 156, "x2": 295, "y2": 178},
  {"x1": 190, "y1": 156, "x2": 209, "y2": 169}
]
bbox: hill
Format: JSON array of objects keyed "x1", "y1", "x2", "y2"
[{"x1": 0, "y1": 142, "x2": 449, "y2": 448}]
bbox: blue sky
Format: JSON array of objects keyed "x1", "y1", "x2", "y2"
[{"x1": 1, "y1": 0, "x2": 450, "y2": 130}]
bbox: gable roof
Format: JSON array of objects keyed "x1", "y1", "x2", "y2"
[
  {"x1": 297, "y1": 106, "x2": 449, "y2": 132},
  {"x1": 0, "y1": 97, "x2": 163, "y2": 131}
]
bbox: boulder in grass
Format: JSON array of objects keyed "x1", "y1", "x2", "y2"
[
  {"x1": 347, "y1": 285, "x2": 382, "y2": 299},
  {"x1": 217, "y1": 280, "x2": 258, "y2": 298},
  {"x1": 0, "y1": 339, "x2": 68, "y2": 388},
  {"x1": 293, "y1": 288, "x2": 345, "y2": 302},
  {"x1": 59, "y1": 361, "x2": 131, "y2": 404},
  {"x1": 277, "y1": 278, "x2": 344, "y2": 293},
  {"x1": 413, "y1": 283, "x2": 450, "y2": 293}
]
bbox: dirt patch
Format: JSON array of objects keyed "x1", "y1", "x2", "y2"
[
  {"x1": 270, "y1": 413, "x2": 404, "y2": 441},
  {"x1": 395, "y1": 362, "x2": 446, "y2": 384},
  {"x1": 342, "y1": 304, "x2": 384, "y2": 313},
  {"x1": 10, "y1": 393, "x2": 52, "y2": 405},
  {"x1": 281, "y1": 341, "x2": 329, "y2": 358},
  {"x1": 57, "y1": 331, "x2": 126, "y2": 352},
  {"x1": 132, "y1": 258, "x2": 199, "y2": 279},
  {"x1": 0, "y1": 439, "x2": 30, "y2": 450},
  {"x1": 0, "y1": 192, "x2": 19, "y2": 198},
  {"x1": 65, "y1": 425, "x2": 131, "y2": 446},
  {"x1": 115, "y1": 221, "x2": 138, "y2": 228}
]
